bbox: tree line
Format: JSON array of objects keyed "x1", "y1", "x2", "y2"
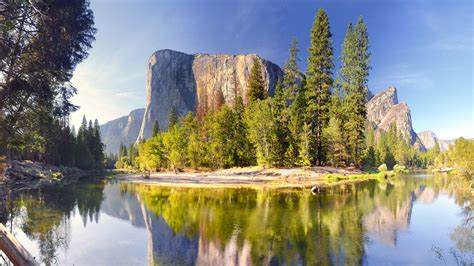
[{"x1": 20, "y1": 115, "x2": 104, "y2": 170}]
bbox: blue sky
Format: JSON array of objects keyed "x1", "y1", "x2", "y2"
[{"x1": 70, "y1": 0, "x2": 473, "y2": 140}]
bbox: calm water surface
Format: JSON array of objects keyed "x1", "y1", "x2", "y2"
[{"x1": 1, "y1": 173, "x2": 472, "y2": 265}]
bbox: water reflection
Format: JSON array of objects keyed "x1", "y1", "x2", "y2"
[{"x1": 1, "y1": 173, "x2": 472, "y2": 265}]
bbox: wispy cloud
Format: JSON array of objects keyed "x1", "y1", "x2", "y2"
[
  {"x1": 426, "y1": 36, "x2": 472, "y2": 52},
  {"x1": 371, "y1": 64, "x2": 434, "y2": 92}
]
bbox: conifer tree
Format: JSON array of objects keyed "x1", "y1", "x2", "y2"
[
  {"x1": 272, "y1": 80, "x2": 289, "y2": 165},
  {"x1": 338, "y1": 17, "x2": 370, "y2": 166},
  {"x1": 305, "y1": 8, "x2": 334, "y2": 165},
  {"x1": 283, "y1": 38, "x2": 301, "y2": 101},
  {"x1": 152, "y1": 120, "x2": 160, "y2": 137},
  {"x1": 233, "y1": 96, "x2": 254, "y2": 166},
  {"x1": 299, "y1": 122, "x2": 312, "y2": 168},
  {"x1": 168, "y1": 106, "x2": 178, "y2": 128},
  {"x1": 247, "y1": 58, "x2": 267, "y2": 102},
  {"x1": 287, "y1": 77, "x2": 307, "y2": 165}
]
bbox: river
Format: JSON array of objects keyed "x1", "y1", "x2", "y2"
[{"x1": 1, "y1": 172, "x2": 472, "y2": 265}]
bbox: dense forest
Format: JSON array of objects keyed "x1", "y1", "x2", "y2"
[
  {"x1": 115, "y1": 10, "x2": 441, "y2": 172},
  {"x1": 0, "y1": 1, "x2": 104, "y2": 170}
]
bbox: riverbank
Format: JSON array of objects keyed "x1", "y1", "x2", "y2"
[
  {"x1": 115, "y1": 166, "x2": 393, "y2": 189},
  {"x1": 0, "y1": 160, "x2": 99, "y2": 191}
]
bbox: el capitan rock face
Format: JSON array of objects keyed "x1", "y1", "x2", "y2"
[
  {"x1": 100, "y1": 108, "x2": 145, "y2": 154},
  {"x1": 366, "y1": 87, "x2": 425, "y2": 151},
  {"x1": 137, "y1": 49, "x2": 283, "y2": 142}
]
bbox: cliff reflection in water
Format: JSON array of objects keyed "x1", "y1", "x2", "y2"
[{"x1": 3, "y1": 173, "x2": 472, "y2": 265}]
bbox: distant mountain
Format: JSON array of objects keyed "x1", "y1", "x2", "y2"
[
  {"x1": 100, "y1": 108, "x2": 145, "y2": 154},
  {"x1": 417, "y1": 131, "x2": 460, "y2": 151},
  {"x1": 366, "y1": 86, "x2": 426, "y2": 151}
]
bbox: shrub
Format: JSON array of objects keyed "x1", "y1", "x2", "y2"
[{"x1": 393, "y1": 164, "x2": 408, "y2": 173}]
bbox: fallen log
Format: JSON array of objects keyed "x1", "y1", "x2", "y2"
[{"x1": 0, "y1": 223, "x2": 38, "y2": 265}]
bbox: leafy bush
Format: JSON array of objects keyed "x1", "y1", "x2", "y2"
[{"x1": 393, "y1": 164, "x2": 408, "y2": 173}]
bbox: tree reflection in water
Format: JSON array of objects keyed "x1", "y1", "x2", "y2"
[{"x1": 1, "y1": 173, "x2": 471, "y2": 265}]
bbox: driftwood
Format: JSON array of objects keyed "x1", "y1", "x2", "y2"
[{"x1": 0, "y1": 223, "x2": 38, "y2": 266}]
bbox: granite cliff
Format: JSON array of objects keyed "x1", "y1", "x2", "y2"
[
  {"x1": 100, "y1": 108, "x2": 145, "y2": 154},
  {"x1": 417, "y1": 131, "x2": 458, "y2": 151},
  {"x1": 137, "y1": 49, "x2": 283, "y2": 141},
  {"x1": 366, "y1": 87, "x2": 426, "y2": 151}
]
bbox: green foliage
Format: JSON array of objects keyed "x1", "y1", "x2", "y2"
[
  {"x1": 244, "y1": 99, "x2": 280, "y2": 167},
  {"x1": 436, "y1": 138, "x2": 474, "y2": 178},
  {"x1": 324, "y1": 117, "x2": 346, "y2": 167},
  {"x1": 336, "y1": 17, "x2": 371, "y2": 166},
  {"x1": 152, "y1": 120, "x2": 160, "y2": 137},
  {"x1": 298, "y1": 122, "x2": 312, "y2": 168},
  {"x1": 0, "y1": 0, "x2": 96, "y2": 157},
  {"x1": 247, "y1": 58, "x2": 267, "y2": 102},
  {"x1": 393, "y1": 164, "x2": 408, "y2": 174},
  {"x1": 287, "y1": 78, "x2": 307, "y2": 166},
  {"x1": 283, "y1": 38, "x2": 301, "y2": 101},
  {"x1": 168, "y1": 106, "x2": 179, "y2": 129},
  {"x1": 162, "y1": 124, "x2": 188, "y2": 170},
  {"x1": 64, "y1": 116, "x2": 104, "y2": 170},
  {"x1": 305, "y1": 8, "x2": 334, "y2": 165},
  {"x1": 137, "y1": 134, "x2": 167, "y2": 171}
]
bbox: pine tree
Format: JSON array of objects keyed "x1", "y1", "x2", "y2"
[
  {"x1": 324, "y1": 117, "x2": 346, "y2": 166},
  {"x1": 299, "y1": 122, "x2": 312, "y2": 168},
  {"x1": 287, "y1": 77, "x2": 307, "y2": 166},
  {"x1": 152, "y1": 120, "x2": 160, "y2": 137},
  {"x1": 247, "y1": 58, "x2": 267, "y2": 102},
  {"x1": 305, "y1": 8, "x2": 334, "y2": 166},
  {"x1": 168, "y1": 106, "x2": 178, "y2": 128},
  {"x1": 338, "y1": 17, "x2": 370, "y2": 166},
  {"x1": 283, "y1": 38, "x2": 301, "y2": 101},
  {"x1": 92, "y1": 119, "x2": 104, "y2": 168},
  {"x1": 272, "y1": 80, "x2": 289, "y2": 165},
  {"x1": 233, "y1": 96, "x2": 254, "y2": 166}
]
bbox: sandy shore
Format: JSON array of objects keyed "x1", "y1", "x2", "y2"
[{"x1": 115, "y1": 166, "x2": 367, "y2": 189}]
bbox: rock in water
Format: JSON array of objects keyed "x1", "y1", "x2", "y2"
[
  {"x1": 366, "y1": 87, "x2": 426, "y2": 151},
  {"x1": 100, "y1": 108, "x2": 145, "y2": 154},
  {"x1": 137, "y1": 49, "x2": 283, "y2": 141}
]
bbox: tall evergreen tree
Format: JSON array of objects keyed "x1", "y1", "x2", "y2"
[
  {"x1": 283, "y1": 38, "x2": 301, "y2": 101},
  {"x1": 233, "y1": 96, "x2": 254, "y2": 166},
  {"x1": 152, "y1": 120, "x2": 160, "y2": 137},
  {"x1": 168, "y1": 106, "x2": 178, "y2": 128},
  {"x1": 338, "y1": 17, "x2": 370, "y2": 166},
  {"x1": 305, "y1": 8, "x2": 334, "y2": 165},
  {"x1": 288, "y1": 77, "x2": 307, "y2": 166},
  {"x1": 272, "y1": 80, "x2": 289, "y2": 165},
  {"x1": 247, "y1": 58, "x2": 267, "y2": 102}
]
